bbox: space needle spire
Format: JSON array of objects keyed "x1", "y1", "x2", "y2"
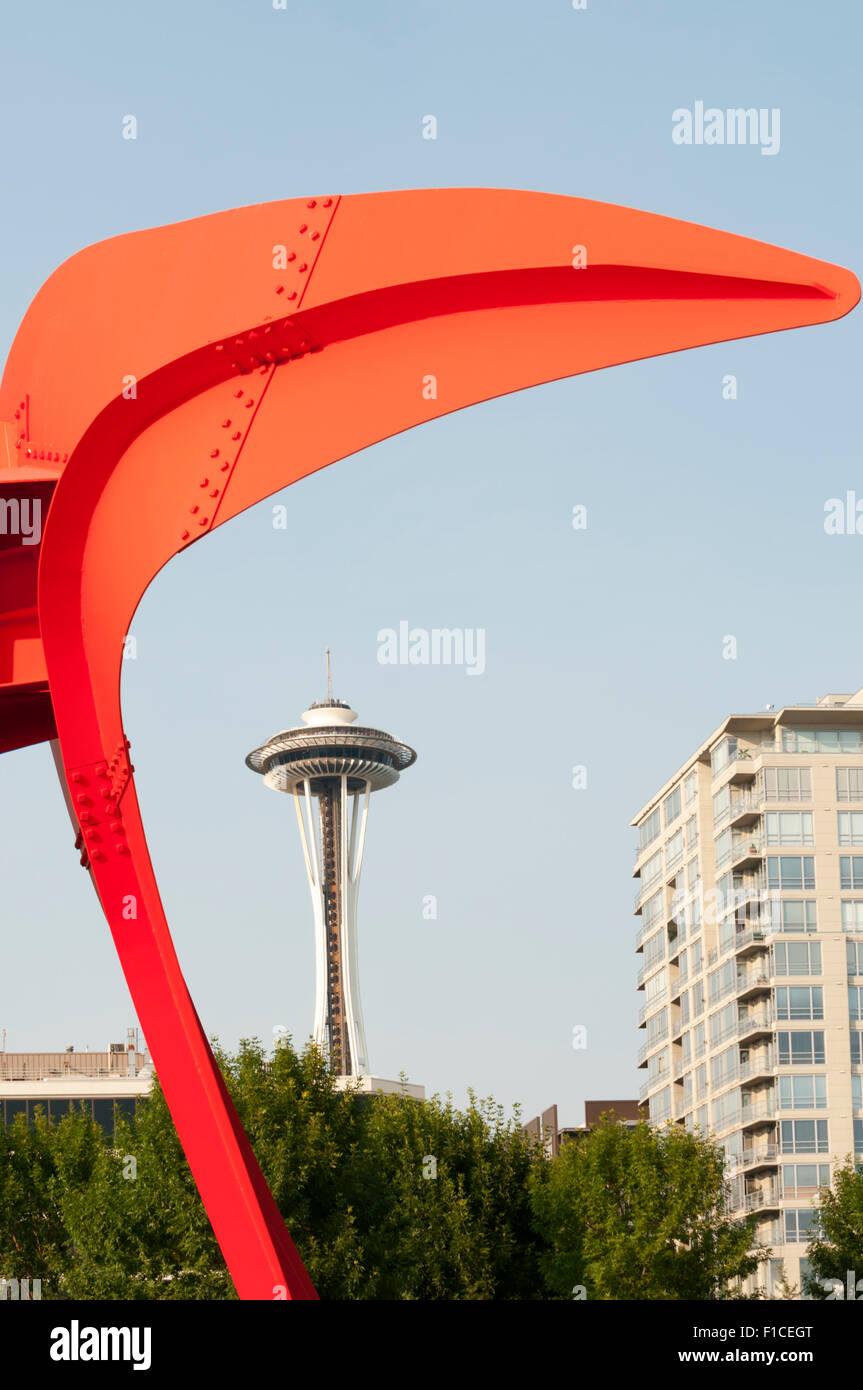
[{"x1": 245, "y1": 660, "x2": 416, "y2": 1078}]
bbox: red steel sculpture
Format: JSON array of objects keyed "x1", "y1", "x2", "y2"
[{"x1": 0, "y1": 189, "x2": 858, "y2": 1299}]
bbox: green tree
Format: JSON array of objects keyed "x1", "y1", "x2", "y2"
[
  {"x1": 529, "y1": 1118, "x2": 764, "y2": 1299},
  {"x1": 803, "y1": 1158, "x2": 863, "y2": 1299}
]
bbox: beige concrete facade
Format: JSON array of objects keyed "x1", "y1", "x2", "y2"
[{"x1": 633, "y1": 689, "x2": 863, "y2": 1297}]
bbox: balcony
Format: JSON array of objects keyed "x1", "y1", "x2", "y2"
[
  {"x1": 736, "y1": 964, "x2": 772, "y2": 1001},
  {"x1": 738, "y1": 1012, "x2": 775, "y2": 1042},
  {"x1": 638, "y1": 1079, "x2": 651, "y2": 1103},
  {"x1": 734, "y1": 925, "x2": 773, "y2": 958},
  {"x1": 637, "y1": 1041, "x2": 648, "y2": 1067},
  {"x1": 740, "y1": 1143, "x2": 779, "y2": 1172},
  {"x1": 740, "y1": 1097, "x2": 776, "y2": 1129},
  {"x1": 638, "y1": 1002, "x2": 646, "y2": 1026},
  {"x1": 732, "y1": 832, "x2": 764, "y2": 872},
  {"x1": 740, "y1": 1051, "x2": 776, "y2": 1085},
  {"x1": 729, "y1": 791, "x2": 762, "y2": 827},
  {"x1": 745, "y1": 1183, "x2": 781, "y2": 1214}
]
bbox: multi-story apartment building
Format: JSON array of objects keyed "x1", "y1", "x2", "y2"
[{"x1": 633, "y1": 690, "x2": 863, "y2": 1297}]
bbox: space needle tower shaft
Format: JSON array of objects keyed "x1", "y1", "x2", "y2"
[{"x1": 245, "y1": 657, "x2": 416, "y2": 1078}]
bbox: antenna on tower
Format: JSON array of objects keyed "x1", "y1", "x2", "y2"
[{"x1": 325, "y1": 648, "x2": 333, "y2": 702}]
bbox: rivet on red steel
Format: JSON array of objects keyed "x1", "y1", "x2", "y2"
[
  {"x1": 306, "y1": 200, "x2": 316, "y2": 208},
  {"x1": 298, "y1": 224, "x2": 308, "y2": 234},
  {"x1": 210, "y1": 449, "x2": 220, "y2": 458}
]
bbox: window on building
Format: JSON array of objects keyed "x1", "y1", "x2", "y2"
[
  {"x1": 693, "y1": 1021, "x2": 706, "y2": 1058},
  {"x1": 765, "y1": 812, "x2": 814, "y2": 847},
  {"x1": 686, "y1": 817, "x2": 698, "y2": 851},
  {"x1": 767, "y1": 856, "x2": 815, "y2": 892},
  {"x1": 776, "y1": 986, "x2": 823, "y2": 1021},
  {"x1": 781, "y1": 1118, "x2": 828, "y2": 1154},
  {"x1": 646, "y1": 1008, "x2": 668, "y2": 1047},
  {"x1": 645, "y1": 968, "x2": 668, "y2": 1004},
  {"x1": 782, "y1": 1163, "x2": 830, "y2": 1198},
  {"x1": 781, "y1": 729, "x2": 863, "y2": 753},
  {"x1": 665, "y1": 829, "x2": 684, "y2": 872},
  {"x1": 642, "y1": 891, "x2": 663, "y2": 931},
  {"x1": 763, "y1": 766, "x2": 812, "y2": 801},
  {"x1": 711, "y1": 1044, "x2": 739, "y2": 1089},
  {"x1": 714, "y1": 829, "x2": 733, "y2": 871},
  {"x1": 837, "y1": 767, "x2": 863, "y2": 802},
  {"x1": 842, "y1": 901, "x2": 863, "y2": 933},
  {"x1": 848, "y1": 942, "x2": 863, "y2": 975},
  {"x1": 708, "y1": 959, "x2": 736, "y2": 1005},
  {"x1": 777, "y1": 1031, "x2": 825, "y2": 1065},
  {"x1": 775, "y1": 941, "x2": 821, "y2": 977},
  {"x1": 638, "y1": 807, "x2": 661, "y2": 854},
  {"x1": 641, "y1": 849, "x2": 663, "y2": 889},
  {"x1": 779, "y1": 1075, "x2": 827, "y2": 1109},
  {"x1": 696, "y1": 1064, "x2": 707, "y2": 1099},
  {"x1": 784, "y1": 1209, "x2": 820, "y2": 1243},
  {"x1": 839, "y1": 812, "x2": 863, "y2": 847},
  {"x1": 850, "y1": 986, "x2": 863, "y2": 1022},
  {"x1": 851, "y1": 1032, "x2": 863, "y2": 1065},
  {"x1": 650, "y1": 1087, "x2": 671, "y2": 1121},
  {"x1": 643, "y1": 930, "x2": 665, "y2": 970},
  {"x1": 664, "y1": 786, "x2": 681, "y2": 827},
  {"x1": 770, "y1": 899, "x2": 817, "y2": 933},
  {"x1": 713, "y1": 786, "x2": 731, "y2": 826},
  {"x1": 840, "y1": 856, "x2": 863, "y2": 891},
  {"x1": 854, "y1": 1076, "x2": 862, "y2": 1110},
  {"x1": 684, "y1": 770, "x2": 698, "y2": 805},
  {"x1": 711, "y1": 737, "x2": 738, "y2": 777},
  {"x1": 855, "y1": 1119, "x2": 863, "y2": 1155}
]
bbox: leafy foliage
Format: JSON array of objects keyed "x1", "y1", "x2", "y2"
[
  {"x1": 0, "y1": 1044, "x2": 769, "y2": 1300},
  {"x1": 804, "y1": 1158, "x2": 863, "y2": 1298},
  {"x1": 529, "y1": 1117, "x2": 764, "y2": 1299}
]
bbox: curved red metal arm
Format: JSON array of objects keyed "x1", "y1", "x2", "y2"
[{"x1": 0, "y1": 189, "x2": 858, "y2": 1298}]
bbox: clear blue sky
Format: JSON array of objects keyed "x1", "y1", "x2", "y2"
[{"x1": 1, "y1": 1, "x2": 861, "y2": 1128}]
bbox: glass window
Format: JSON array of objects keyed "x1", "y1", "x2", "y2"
[
  {"x1": 641, "y1": 849, "x2": 663, "y2": 888},
  {"x1": 840, "y1": 856, "x2": 863, "y2": 891},
  {"x1": 776, "y1": 986, "x2": 823, "y2": 1021},
  {"x1": 775, "y1": 941, "x2": 821, "y2": 977},
  {"x1": 639, "y1": 807, "x2": 661, "y2": 853},
  {"x1": 770, "y1": 899, "x2": 817, "y2": 933},
  {"x1": 2, "y1": 1099, "x2": 27, "y2": 1127},
  {"x1": 850, "y1": 986, "x2": 863, "y2": 1022},
  {"x1": 782, "y1": 729, "x2": 863, "y2": 753},
  {"x1": 765, "y1": 812, "x2": 813, "y2": 846},
  {"x1": 851, "y1": 1032, "x2": 863, "y2": 1065},
  {"x1": 713, "y1": 786, "x2": 731, "y2": 826},
  {"x1": 779, "y1": 1075, "x2": 827, "y2": 1109},
  {"x1": 778, "y1": 1031, "x2": 825, "y2": 1065},
  {"x1": 782, "y1": 1163, "x2": 830, "y2": 1198},
  {"x1": 714, "y1": 828, "x2": 733, "y2": 871},
  {"x1": 847, "y1": 941, "x2": 863, "y2": 975},
  {"x1": 686, "y1": 817, "x2": 698, "y2": 851},
  {"x1": 839, "y1": 812, "x2": 863, "y2": 846},
  {"x1": 855, "y1": 1119, "x2": 863, "y2": 1155},
  {"x1": 767, "y1": 856, "x2": 815, "y2": 891},
  {"x1": 684, "y1": 771, "x2": 698, "y2": 804},
  {"x1": 842, "y1": 901, "x2": 863, "y2": 932},
  {"x1": 664, "y1": 786, "x2": 681, "y2": 827},
  {"x1": 780, "y1": 1118, "x2": 828, "y2": 1154},
  {"x1": 784, "y1": 1209, "x2": 819, "y2": 1243},
  {"x1": 854, "y1": 1076, "x2": 862, "y2": 1110},
  {"x1": 92, "y1": 1098, "x2": 116, "y2": 1133},
  {"x1": 837, "y1": 768, "x2": 863, "y2": 802},
  {"x1": 763, "y1": 766, "x2": 812, "y2": 801},
  {"x1": 665, "y1": 829, "x2": 684, "y2": 871}
]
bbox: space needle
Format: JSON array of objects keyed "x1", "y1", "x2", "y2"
[{"x1": 245, "y1": 654, "x2": 416, "y2": 1079}]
